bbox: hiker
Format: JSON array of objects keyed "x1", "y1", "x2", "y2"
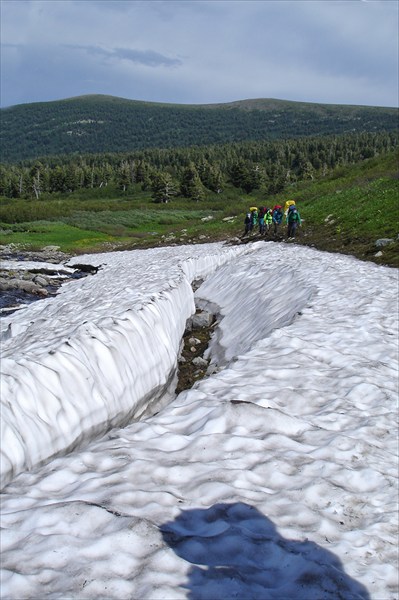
[
  {"x1": 284, "y1": 200, "x2": 296, "y2": 218},
  {"x1": 258, "y1": 207, "x2": 266, "y2": 235},
  {"x1": 286, "y1": 204, "x2": 301, "y2": 238},
  {"x1": 272, "y1": 205, "x2": 283, "y2": 236},
  {"x1": 244, "y1": 212, "x2": 252, "y2": 235},
  {"x1": 250, "y1": 207, "x2": 258, "y2": 228},
  {"x1": 264, "y1": 208, "x2": 273, "y2": 235}
]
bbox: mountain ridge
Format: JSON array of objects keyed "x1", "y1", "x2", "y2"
[
  {"x1": 3, "y1": 94, "x2": 398, "y2": 110},
  {"x1": 1, "y1": 95, "x2": 398, "y2": 163}
]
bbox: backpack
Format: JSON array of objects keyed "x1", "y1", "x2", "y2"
[{"x1": 265, "y1": 210, "x2": 273, "y2": 223}]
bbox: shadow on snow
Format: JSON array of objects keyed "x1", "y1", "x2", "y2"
[{"x1": 160, "y1": 502, "x2": 370, "y2": 600}]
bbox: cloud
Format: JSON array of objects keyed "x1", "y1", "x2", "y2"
[
  {"x1": 72, "y1": 45, "x2": 182, "y2": 68},
  {"x1": 1, "y1": 0, "x2": 398, "y2": 108},
  {"x1": 113, "y1": 47, "x2": 181, "y2": 68}
]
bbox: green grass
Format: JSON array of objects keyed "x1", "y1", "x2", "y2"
[
  {"x1": 300, "y1": 178, "x2": 398, "y2": 237},
  {"x1": 1, "y1": 152, "x2": 398, "y2": 265},
  {"x1": 271, "y1": 153, "x2": 399, "y2": 266},
  {"x1": 0, "y1": 221, "x2": 114, "y2": 252}
]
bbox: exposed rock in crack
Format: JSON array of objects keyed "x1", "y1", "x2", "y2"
[
  {"x1": 175, "y1": 309, "x2": 217, "y2": 394},
  {"x1": 175, "y1": 279, "x2": 219, "y2": 395}
]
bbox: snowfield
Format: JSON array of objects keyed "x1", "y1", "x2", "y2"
[{"x1": 0, "y1": 241, "x2": 397, "y2": 600}]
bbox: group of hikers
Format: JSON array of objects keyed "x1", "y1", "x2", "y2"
[{"x1": 244, "y1": 200, "x2": 302, "y2": 239}]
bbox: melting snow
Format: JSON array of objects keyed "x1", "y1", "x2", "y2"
[{"x1": 0, "y1": 241, "x2": 397, "y2": 599}]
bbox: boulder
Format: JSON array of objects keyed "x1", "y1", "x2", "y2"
[
  {"x1": 191, "y1": 311, "x2": 214, "y2": 329},
  {"x1": 192, "y1": 357, "x2": 208, "y2": 368},
  {"x1": 13, "y1": 279, "x2": 48, "y2": 295},
  {"x1": 375, "y1": 238, "x2": 394, "y2": 248},
  {"x1": 33, "y1": 275, "x2": 52, "y2": 287}
]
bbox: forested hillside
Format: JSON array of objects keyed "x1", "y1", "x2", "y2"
[
  {"x1": 1, "y1": 95, "x2": 398, "y2": 162},
  {"x1": 1, "y1": 131, "x2": 397, "y2": 201}
]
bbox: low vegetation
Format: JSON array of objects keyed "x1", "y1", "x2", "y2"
[
  {"x1": 274, "y1": 153, "x2": 399, "y2": 267},
  {"x1": 1, "y1": 151, "x2": 398, "y2": 267}
]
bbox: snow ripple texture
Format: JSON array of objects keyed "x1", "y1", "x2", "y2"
[
  {"x1": 0, "y1": 242, "x2": 397, "y2": 600},
  {"x1": 0, "y1": 243, "x2": 251, "y2": 488}
]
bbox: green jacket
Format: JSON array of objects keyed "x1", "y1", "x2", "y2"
[
  {"x1": 287, "y1": 209, "x2": 301, "y2": 225},
  {"x1": 265, "y1": 211, "x2": 273, "y2": 224}
]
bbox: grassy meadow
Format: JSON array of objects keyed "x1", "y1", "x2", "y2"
[{"x1": 1, "y1": 151, "x2": 398, "y2": 267}]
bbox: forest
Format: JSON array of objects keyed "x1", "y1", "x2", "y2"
[
  {"x1": 1, "y1": 94, "x2": 398, "y2": 163},
  {"x1": 0, "y1": 130, "x2": 397, "y2": 205}
]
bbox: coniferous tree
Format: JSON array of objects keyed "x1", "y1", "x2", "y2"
[
  {"x1": 197, "y1": 160, "x2": 224, "y2": 193},
  {"x1": 49, "y1": 165, "x2": 67, "y2": 193},
  {"x1": 136, "y1": 160, "x2": 153, "y2": 190},
  {"x1": 151, "y1": 172, "x2": 177, "y2": 203},
  {"x1": 180, "y1": 163, "x2": 205, "y2": 201}
]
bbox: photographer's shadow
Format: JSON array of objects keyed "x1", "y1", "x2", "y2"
[{"x1": 160, "y1": 502, "x2": 370, "y2": 599}]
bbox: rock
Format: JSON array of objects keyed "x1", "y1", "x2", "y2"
[
  {"x1": 191, "y1": 279, "x2": 204, "y2": 292},
  {"x1": 0, "y1": 278, "x2": 13, "y2": 291},
  {"x1": 0, "y1": 252, "x2": 98, "y2": 314},
  {"x1": 37, "y1": 288, "x2": 49, "y2": 296},
  {"x1": 13, "y1": 279, "x2": 47, "y2": 295},
  {"x1": 184, "y1": 319, "x2": 193, "y2": 332},
  {"x1": 33, "y1": 275, "x2": 51, "y2": 287},
  {"x1": 42, "y1": 245, "x2": 60, "y2": 252},
  {"x1": 189, "y1": 337, "x2": 201, "y2": 346},
  {"x1": 375, "y1": 238, "x2": 394, "y2": 248},
  {"x1": 374, "y1": 251, "x2": 383, "y2": 257},
  {"x1": 192, "y1": 357, "x2": 208, "y2": 367},
  {"x1": 21, "y1": 272, "x2": 33, "y2": 281},
  {"x1": 191, "y1": 311, "x2": 214, "y2": 329},
  {"x1": 206, "y1": 364, "x2": 220, "y2": 375}
]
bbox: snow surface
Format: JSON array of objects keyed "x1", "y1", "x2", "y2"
[{"x1": 0, "y1": 241, "x2": 398, "y2": 599}]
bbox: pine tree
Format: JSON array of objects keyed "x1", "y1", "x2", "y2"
[
  {"x1": 180, "y1": 163, "x2": 205, "y2": 201},
  {"x1": 151, "y1": 172, "x2": 177, "y2": 203}
]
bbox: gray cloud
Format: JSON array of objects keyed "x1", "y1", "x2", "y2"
[
  {"x1": 86, "y1": 47, "x2": 181, "y2": 67},
  {"x1": 0, "y1": 43, "x2": 184, "y2": 107},
  {"x1": 73, "y1": 45, "x2": 182, "y2": 68},
  {"x1": 112, "y1": 47, "x2": 181, "y2": 68},
  {"x1": 1, "y1": 0, "x2": 398, "y2": 108}
]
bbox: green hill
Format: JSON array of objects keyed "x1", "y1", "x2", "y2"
[{"x1": 1, "y1": 95, "x2": 398, "y2": 162}]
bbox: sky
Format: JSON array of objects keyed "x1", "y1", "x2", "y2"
[
  {"x1": 1, "y1": 0, "x2": 398, "y2": 109},
  {"x1": 1, "y1": 241, "x2": 397, "y2": 598}
]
